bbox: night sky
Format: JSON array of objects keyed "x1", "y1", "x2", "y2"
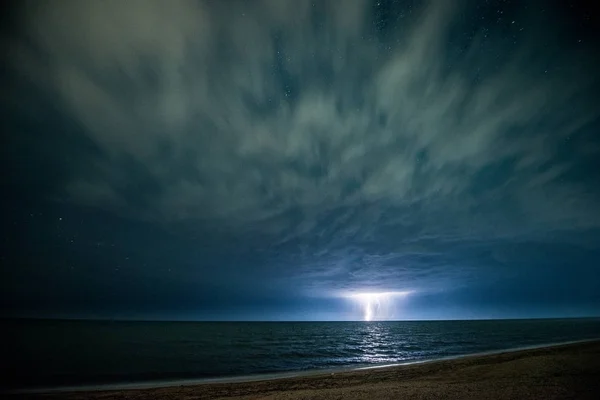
[{"x1": 2, "y1": 0, "x2": 599, "y2": 321}]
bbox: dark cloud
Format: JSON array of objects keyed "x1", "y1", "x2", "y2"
[{"x1": 2, "y1": 0, "x2": 599, "y2": 319}]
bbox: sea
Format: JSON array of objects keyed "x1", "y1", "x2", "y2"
[{"x1": 4, "y1": 318, "x2": 600, "y2": 391}]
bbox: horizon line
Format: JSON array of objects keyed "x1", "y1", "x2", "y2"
[{"x1": 3, "y1": 315, "x2": 600, "y2": 323}]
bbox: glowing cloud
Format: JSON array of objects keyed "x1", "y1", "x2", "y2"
[{"x1": 345, "y1": 291, "x2": 412, "y2": 321}]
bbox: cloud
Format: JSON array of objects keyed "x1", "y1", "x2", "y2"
[{"x1": 4, "y1": 0, "x2": 600, "y2": 302}]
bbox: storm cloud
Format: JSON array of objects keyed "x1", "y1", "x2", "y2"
[{"x1": 2, "y1": 0, "x2": 599, "y2": 319}]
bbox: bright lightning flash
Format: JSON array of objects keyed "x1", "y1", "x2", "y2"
[{"x1": 346, "y1": 291, "x2": 411, "y2": 321}]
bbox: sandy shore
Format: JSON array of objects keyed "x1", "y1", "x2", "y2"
[{"x1": 10, "y1": 340, "x2": 600, "y2": 399}]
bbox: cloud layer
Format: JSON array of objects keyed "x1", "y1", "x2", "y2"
[
  {"x1": 9, "y1": 0, "x2": 597, "y2": 229},
  {"x1": 3, "y1": 0, "x2": 600, "y2": 312}
]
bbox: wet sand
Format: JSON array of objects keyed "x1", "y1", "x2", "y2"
[{"x1": 10, "y1": 340, "x2": 600, "y2": 399}]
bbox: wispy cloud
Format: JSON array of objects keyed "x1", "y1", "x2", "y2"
[{"x1": 4, "y1": 0, "x2": 600, "y2": 299}]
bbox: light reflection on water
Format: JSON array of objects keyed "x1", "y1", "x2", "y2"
[
  {"x1": 358, "y1": 322, "x2": 408, "y2": 364},
  {"x1": 7, "y1": 318, "x2": 600, "y2": 388}
]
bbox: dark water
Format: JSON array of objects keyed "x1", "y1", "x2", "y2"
[{"x1": 4, "y1": 318, "x2": 600, "y2": 390}]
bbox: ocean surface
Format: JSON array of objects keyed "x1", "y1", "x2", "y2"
[{"x1": 4, "y1": 318, "x2": 600, "y2": 390}]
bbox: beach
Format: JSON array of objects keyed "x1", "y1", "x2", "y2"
[{"x1": 9, "y1": 339, "x2": 600, "y2": 399}]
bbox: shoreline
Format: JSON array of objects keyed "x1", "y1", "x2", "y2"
[{"x1": 8, "y1": 338, "x2": 600, "y2": 396}]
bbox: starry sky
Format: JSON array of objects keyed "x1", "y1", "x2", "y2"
[{"x1": 1, "y1": 0, "x2": 599, "y2": 321}]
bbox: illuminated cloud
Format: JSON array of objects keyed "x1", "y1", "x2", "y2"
[
  {"x1": 2, "y1": 0, "x2": 599, "y2": 318},
  {"x1": 346, "y1": 292, "x2": 412, "y2": 321}
]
